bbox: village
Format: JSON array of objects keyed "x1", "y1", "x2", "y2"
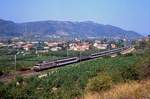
[{"x1": 0, "y1": 38, "x2": 123, "y2": 56}]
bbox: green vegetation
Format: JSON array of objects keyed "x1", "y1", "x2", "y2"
[
  {"x1": 87, "y1": 72, "x2": 112, "y2": 92},
  {"x1": 85, "y1": 80, "x2": 150, "y2": 99},
  {"x1": 84, "y1": 39, "x2": 150, "y2": 99},
  {"x1": 0, "y1": 51, "x2": 146, "y2": 99},
  {"x1": 0, "y1": 39, "x2": 149, "y2": 99},
  {"x1": 0, "y1": 47, "x2": 103, "y2": 73}
]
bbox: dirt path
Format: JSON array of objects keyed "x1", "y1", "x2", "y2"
[{"x1": 0, "y1": 70, "x2": 39, "y2": 83}]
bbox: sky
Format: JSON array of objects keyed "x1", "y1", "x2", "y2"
[{"x1": 0, "y1": 0, "x2": 150, "y2": 36}]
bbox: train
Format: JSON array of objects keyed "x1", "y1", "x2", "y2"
[{"x1": 33, "y1": 47, "x2": 128, "y2": 71}]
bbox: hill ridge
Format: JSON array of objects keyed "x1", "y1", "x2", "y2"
[{"x1": 0, "y1": 19, "x2": 143, "y2": 40}]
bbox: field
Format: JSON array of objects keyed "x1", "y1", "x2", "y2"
[
  {"x1": 0, "y1": 40, "x2": 149, "y2": 99},
  {"x1": 0, "y1": 47, "x2": 103, "y2": 73},
  {"x1": 1, "y1": 50, "x2": 148, "y2": 99}
]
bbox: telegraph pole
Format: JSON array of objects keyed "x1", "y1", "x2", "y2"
[
  {"x1": 79, "y1": 35, "x2": 82, "y2": 61},
  {"x1": 79, "y1": 50, "x2": 81, "y2": 61},
  {"x1": 14, "y1": 50, "x2": 20, "y2": 71},
  {"x1": 67, "y1": 42, "x2": 68, "y2": 57},
  {"x1": 66, "y1": 41, "x2": 69, "y2": 57},
  {"x1": 14, "y1": 54, "x2": 16, "y2": 71}
]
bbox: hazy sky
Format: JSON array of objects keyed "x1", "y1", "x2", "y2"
[{"x1": 0, "y1": 0, "x2": 150, "y2": 35}]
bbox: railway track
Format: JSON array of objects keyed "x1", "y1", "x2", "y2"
[
  {"x1": 33, "y1": 46, "x2": 130, "y2": 71},
  {"x1": 0, "y1": 46, "x2": 131, "y2": 82}
]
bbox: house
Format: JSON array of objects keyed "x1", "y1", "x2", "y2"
[
  {"x1": 15, "y1": 41, "x2": 25, "y2": 48},
  {"x1": 93, "y1": 42, "x2": 108, "y2": 49},
  {"x1": 50, "y1": 47, "x2": 62, "y2": 51},
  {"x1": 22, "y1": 44, "x2": 33, "y2": 51},
  {"x1": 46, "y1": 42, "x2": 63, "y2": 47},
  {"x1": 0, "y1": 43, "x2": 4, "y2": 47},
  {"x1": 44, "y1": 46, "x2": 50, "y2": 50},
  {"x1": 69, "y1": 42, "x2": 90, "y2": 51},
  {"x1": 31, "y1": 41, "x2": 39, "y2": 44},
  {"x1": 111, "y1": 44, "x2": 117, "y2": 49},
  {"x1": 144, "y1": 35, "x2": 150, "y2": 42}
]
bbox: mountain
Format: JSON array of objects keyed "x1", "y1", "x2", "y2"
[
  {"x1": 0, "y1": 19, "x2": 22, "y2": 37},
  {"x1": 0, "y1": 19, "x2": 143, "y2": 40}
]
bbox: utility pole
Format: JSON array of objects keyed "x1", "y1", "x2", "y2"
[
  {"x1": 14, "y1": 50, "x2": 20, "y2": 71},
  {"x1": 14, "y1": 54, "x2": 16, "y2": 71},
  {"x1": 66, "y1": 41, "x2": 69, "y2": 57},
  {"x1": 79, "y1": 50, "x2": 81, "y2": 61},
  {"x1": 67, "y1": 43, "x2": 68, "y2": 57},
  {"x1": 79, "y1": 36, "x2": 82, "y2": 61}
]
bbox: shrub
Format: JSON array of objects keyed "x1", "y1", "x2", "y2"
[
  {"x1": 15, "y1": 76, "x2": 24, "y2": 83},
  {"x1": 85, "y1": 80, "x2": 150, "y2": 99},
  {"x1": 87, "y1": 73, "x2": 112, "y2": 92},
  {"x1": 0, "y1": 82, "x2": 7, "y2": 98},
  {"x1": 123, "y1": 53, "x2": 133, "y2": 57},
  {"x1": 135, "y1": 52, "x2": 150, "y2": 79},
  {"x1": 121, "y1": 66, "x2": 139, "y2": 81}
]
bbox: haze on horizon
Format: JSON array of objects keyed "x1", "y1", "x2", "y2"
[{"x1": 0, "y1": 0, "x2": 149, "y2": 36}]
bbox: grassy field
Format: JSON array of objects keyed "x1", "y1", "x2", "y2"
[{"x1": 85, "y1": 80, "x2": 150, "y2": 99}]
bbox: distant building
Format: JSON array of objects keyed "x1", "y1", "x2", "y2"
[
  {"x1": 45, "y1": 41, "x2": 63, "y2": 47},
  {"x1": 44, "y1": 46, "x2": 50, "y2": 50},
  {"x1": 69, "y1": 42, "x2": 90, "y2": 51},
  {"x1": 94, "y1": 40, "x2": 101, "y2": 43},
  {"x1": 15, "y1": 41, "x2": 25, "y2": 48},
  {"x1": 50, "y1": 47, "x2": 62, "y2": 51},
  {"x1": 111, "y1": 44, "x2": 117, "y2": 49},
  {"x1": 31, "y1": 41, "x2": 39, "y2": 44},
  {"x1": 93, "y1": 42, "x2": 108, "y2": 49},
  {"x1": 22, "y1": 44, "x2": 33, "y2": 51},
  {"x1": 0, "y1": 43, "x2": 4, "y2": 47},
  {"x1": 137, "y1": 39, "x2": 143, "y2": 42},
  {"x1": 146, "y1": 34, "x2": 150, "y2": 41}
]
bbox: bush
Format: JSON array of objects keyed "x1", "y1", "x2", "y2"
[
  {"x1": 87, "y1": 73, "x2": 112, "y2": 92},
  {"x1": 15, "y1": 76, "x2": 24, "y2": 83},
  {"x1": 120, "y1": 66, "x2": 139, "y2": 81},
  {"x1": 135, "y1": 52, "x2": 150, "y2": 79},
  {"x1": 123, "y1": 53, "x2": 133, "y2": 57},
  {"x1": 86, "y1": 80, "x2": 150, "y2": 99}
]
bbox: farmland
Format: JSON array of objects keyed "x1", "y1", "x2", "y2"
[
  {"x1": 0, "y1": 46, "x2": 103, "y2": 73},
  {"x1": 0, "y1": 39, "x2": 149, "y2": 99},
  {"x1": 1, "y1": 50, "x2": 149, "y2": 99}
]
